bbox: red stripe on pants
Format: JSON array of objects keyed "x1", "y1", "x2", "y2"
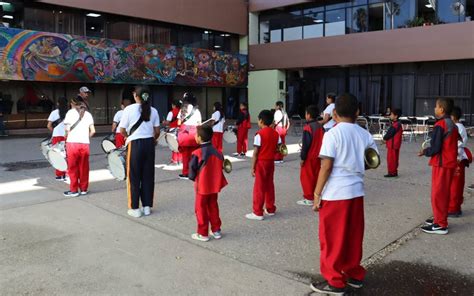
[
  {"x1": 252, "y1": 160, "x2": 276, "y2": 216},
  {"x1": 171, "y1": 151, "x2": 182, "y2": 163},
  {"x1": 431, "y1": 166, "x2": 455, "y2": 228},
  {"x1": 51, "y1": 136, "x2": 66, "y2": 177},
  {"x1": 212, "y1": 132, "x2": 224, "y2": 153},
  {"x1": 300, "y1": 158, "x2": 320, "y2": 200},
  {"x1": 275, "y1": 126, "x2": 287, "y2": 161},
  {"x1": 449, "y1": 162, "x2": 465, "y2": 213},
  {"x1": 386, "y1": 148, "x2": 399, "y2": 175},
  {"x1": 66, "y1": 142, "x2": 90, "y2": 193},
  {"x1": 195, "y1": 193, "x2": 221, "y2": 236},
  {"x1": 181, "y1": 146, "x2": 197, "y2": 175},
  {"x1": 319, "y1": 197, "x2": 365, "y2": 289},
  {"x1": 115, "y1": 133, "x2": 125, "y2": 148},
  {"x1": 237, "y1": 127, "x2": 248, "y2": 154}
]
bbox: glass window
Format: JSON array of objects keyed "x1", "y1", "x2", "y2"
[
  {"x1": 259, "y1": 19, "x2": 270, "y2": 43},
  {"x1": 385, "y1": 0, "x2": 416, "y2": 29},
  {"x1": 368, "y1": 3, "x2": 384, "y2": 31},
  {"x1": 303, "y1": 12, "x2": 324, "y2": 39},
  {"x1": 348, "y1": 6, "x2": 368, "y2": 33},
  {"x1": 86, "y1": 14, "x2": 105, "y2": 38},
  {"x1": 326, "y1": 0, "x2": 351, "y2": 10},
  {"x1": 437, "y1": 0, "x2": 466, "y2": 23},
  {"x1": 24, "y1": 7, "x2": 55, "y2": 32},
  {"x1": 282, "y1": 10, "x2": 303, "y2": 41},
  {"x1": 325, "y1": 9, "x2": 346, "y2": 36},
  {"x1": 269, "y1": 14, "x2": 283, "y2": 42},
  {"x1": 56, "y1": 10, "x2": 85, "y2": 35}
]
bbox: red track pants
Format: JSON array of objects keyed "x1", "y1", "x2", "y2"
[
  {"x1": 115, "y1": 132, "x2": 125, "y2": 148},
  {"x1": 51, "y1": 136, "x2": 66, "y2": 177},
  {"x1": 386, "y1": 148, "x2": 400, "y2": 175},
  {"x1": 181, "y1": 146, "x2": 197, "y2": 176},
  {"x1": 300, "y1": 158, "x2": 320, "y2": 200},
  {"x1": 448, "y1": 162, "x2": 465, "y2": 213},
  {"x1": 236, "y1": 127, "x2": 248, "y2": 154},
  {"x1": 274, "y1": 126, "x2": 287, "y2": 161},
  {"x1": 66, "y1": 142, "x2": 90, "y2": 193},
  {"x1": 195, "y1": 193, "x2": 221, "y2": 236},
  {"x1": 171, "y1": 151, "x2": 182, "y2": 163},
  {"x1": 319, "y1": 197, "x2": 365, "y2": 289},
  {"x1": 431, "y1": 166, "x2": 455, "y2": 228},
  {"x1": 212, "y1": 132, "x2": 223, "y2": 153},
  {"x1": 252, "y1": 160, "x2": 276, "y2": 216}
]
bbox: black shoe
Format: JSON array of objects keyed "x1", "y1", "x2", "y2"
[
  {"x1": 310, "y1": 282, "x2": 345, "y2": 295},
  {"x1": 240, "y1": 153, "x2": 246, "y2": 157},
  {"x1": 448, "y1": 211, "x2": 462, "y2": 218},
  {"x1": 347, "y1": 278, "x2": 364, "y2": 289},
  {"x1": 384, "y1": 173, "x2": 398, "y2": 178},
  {"x1": 425, "y1": 218, "x2": 434, "y2": 225},
  {"x1": 421, "y1": 223, "x2": 448, "y2": 235},
  {"x1": 55, "y1": 176, "x2": 65, "y2": 181},
  {"x1": 178, "y1": 174, "x2": 189, "y2": 180},
  {"x1": 63, "y1": 191, "x2": 80, "y2": 197},
  {"x1": 468, "y1": 184, "x2": 474, "y2": 190}
]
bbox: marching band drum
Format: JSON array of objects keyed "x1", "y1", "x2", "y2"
[
  {"x1": 47, "y1": 141, "x2": 68, "y2": 171},
  {"x1": 101, "y1": 133, "x2": 117, "y2": 153},
  {"x1": 223, "y1": 126, "x2": 237, "y2": 144},
  {"x1": 107, "y1": 146, "x2": 128, "y2": 181},
  {"x1": 40, "y1": 137, "x2": 52, "y2": 160}
]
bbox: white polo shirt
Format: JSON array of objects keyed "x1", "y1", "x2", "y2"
[
  {"x1": 456, "y1": 123, "x2": 468, "y2": 161},
  {"x1": 113, "y1": 110, "x2": 123, "y2": 133},
  {"x1": 323, "y1": 103, "x2": 336, "y2": 130},
  {"x1": 64, "y1": 109, "x2": 94, "y2": 144},
  {"x1": 119, "y1": 103, "x2": 160, "y2": 144},
  {"x1": 181, "y1": 104, "x2": 202, "y2": 126},
  {"x1": 211, "y1": 111, "x2": 225, "y2": 133},
  {"x1": 319, "y1": 122, "x2": 378, "y2": 201},
  {"x1": 47, "y1": 109, "x2": 65, "y2": 137}
]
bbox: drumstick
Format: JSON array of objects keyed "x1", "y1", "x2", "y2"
[{"x1": 200, "y1": 118, "x2": 213, "y2": 125}]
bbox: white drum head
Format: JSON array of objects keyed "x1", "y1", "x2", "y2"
[
  {"x1": 158, "y1": 132, "x2": 168, "y2": 147},
  {"x1": 223, "y1": 130, "x2": 237, "y2": 144},
  {"x1": 48, "y1": 148, "x2": 68, "y2": 171},
  {"x1": 40, "y1": 138, "x2": 51, "y2": 160},
  {"x1": 166, "y1": 133, "x2": 179, "y2": 152},
  {"x1": 107, "y1": 148, "x2": 127, "y2": 181},
  {"x1": 101, "y1": 134, "x2": 117, "y2": 154}
]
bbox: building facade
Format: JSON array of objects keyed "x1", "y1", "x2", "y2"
[
  {"x1": 0, "y1": 0, "x2": 248, "y2": 129},
  {"x1": 248, "y1": 0, "x2": 474, "y2": 123}
]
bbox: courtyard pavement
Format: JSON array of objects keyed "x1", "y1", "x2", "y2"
[{"x1": 0, "y1": 128, "x2": 472, "y2": 295}]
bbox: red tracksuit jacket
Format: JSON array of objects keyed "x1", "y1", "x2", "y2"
[
  {"x1": 424, "y1": 117, "x2": 458, "y2": 168},
  {"x1": 300, "y1": 120, "x2": 324, "y2": 161},
  {"x1": 256, "y1": 127, "x2": 279, "y2": 160},
  {"x1": 383, "y1": 120, "x2": 403, "y2": 150},
  {"x1": 169, "y1": 107, "x2": 180, "y2": 129},
  {"x1": 189, "y1": 143, "x2": 228, "y2": 195}
]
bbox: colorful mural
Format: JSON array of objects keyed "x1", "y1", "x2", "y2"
[{"x1": 0, "y1": 28, "x2": 247, "y2": 87}]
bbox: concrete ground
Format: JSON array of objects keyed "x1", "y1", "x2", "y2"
[{"x1": 0, "y1": 128, "x2": 473, "y2": 295}]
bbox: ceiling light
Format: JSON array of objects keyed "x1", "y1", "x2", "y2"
[
  {"x1": 220, "y1": 33, "x2": 231, "y2": 37},
  {"x1": 204, "y1": 30, "x2": 210, "y2": 34},
  {"x1": 2, "y1": 15, "x2": 13, "y2": 19},
  {"x1": 0, "y1": 2, "x2": 10, "y2": 5},
  {"x1": 214, "y1": 45, "x2": 221, "y2": 49},
  {"x1": 425, "y1": 4, "x2": 433, "y2": 8},
  {"x1": 91, "y1": 26, "x2": 95, "y2": 30},
  {"x1": 313, "y1": 19, "x2": 323, "y2": 23},
  {"x1": 86, "y1": 13, "x2": 101, "y2": 17}
]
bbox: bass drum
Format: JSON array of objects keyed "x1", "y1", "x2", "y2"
[
  {"x1": 40, "y1": 137, "x2": 52, "y2": 160},
  {"x1": 157, "y1": 129, "x2": 168, "y2": 147},
  {"x1": 177, "y1": 125, "x2": 198, "y2": 150},
  {"x1": 165, "y1": 132, "x2": 179, "y2": 152},
  {"x1": 223, "y1": 126, "x2": 237, "y2": 144},
  {"x1": 47, "y1": 142, "x2": 68, "y2": 171},
  {"x1": 101, "y1": 133, "x2": 116, "y2": 153},
  {"x1": 107, "y1": 147, "x2": 127, "y2": 181}
]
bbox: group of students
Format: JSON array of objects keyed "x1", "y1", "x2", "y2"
[{"x1": 46, "y1": 87, "x2": 470, "y2": 295}]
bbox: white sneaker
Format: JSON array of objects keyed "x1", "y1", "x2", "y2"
[
  {"x1": 245, "y1": 213, "x2": 264, "y2": 221},
  {"x1": 274, "y1": 160, "x2": 284, "y2": 164},
  {"x1": 296, "y1": 199, "x2": 314, "y2": 206},
  {"x1": 211, "y1": 230, "x2": 222, "y2": 240},
  {"x1": 232, "y1": 152, "x2": 239, "y2": 156},
  {"x1": 264, "y1": 209, "x2": 275, "y2": 216},
  {"x1": 143, "y1": 206, "x2": 151, "y2": 216},
  {"x1": 63, "y1": 177, "x2": 70, "y2": 184},
  {"x1": 127, "y1": 209, "x2": 142, "y2": 218},
  {"x1": 191, "y1": 233, "x2": 210, "y2": 242}
]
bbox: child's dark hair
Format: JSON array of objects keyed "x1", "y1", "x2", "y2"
[
  {"x1": 134, "y1": 86, "x2": 151, "y2": 122},
  {"x1": 183, "y1": 92, "x2": 197, "y2": 106},
  {"x1": 240, "y1": 102, "x2": 248, "y2": 109},
  {"x1": 276, "y1": 101, "x2": 284, "y2": 109},
  {"x1": 391, "y1": 108, "x2": 402, "y2": 118},
  {"x1": 122, "y1": 97, "x2": 132, "y2": 106},
  {"x1": 58, "y1": 96, "x2": 68, "y2": 120},
  {"x1": 197, "y1": 124, "x2": 213, "y2": 142},
  {"x1": 437, "y1": 98, "x2": 454, "y2": 115},
  {"x1": 172, "y1": 99, "x2": 182, "y2": 108},
  {"x1": 327, "y1": 93, "x2": 336, "y2": 102},
  {"x1": 451, "y1": 106, "x2": 463, "y2": 120},
  {"x1": 258, "y1": 110, "x2": 273, "y2": 126},
  {"x1": 305, "y1": 105, "x2": 319, "y2": 119},
  {"x1": 335, "y1": 93, "x2": 359, "y2": 120}
]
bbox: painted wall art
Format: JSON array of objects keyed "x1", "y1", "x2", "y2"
[{"x1": 0, "y1": 28, "x2": 247, "y2": 87}]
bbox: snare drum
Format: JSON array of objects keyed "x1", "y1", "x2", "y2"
[
  {"x1": 107, "y1": 147, "x2": 127, "y2": 181},
  {"x1": 101, "y1": 133, "x2": 116, "y2": 153},
  {"x1": 40, "y1": 137, "x2": 52, "y2": 160},
  {"x1": 47, "y1": 142, "x2": 68, "y2": 171},
  {"x1": 165, "y1": 132, "x2": 179, "y2": 152},
  {"x1": 223, "y1": 126, "x2": 237, "y2": 144},
  {"x1": 157, "y1": 129, "x2": 168, "y2": 147}
]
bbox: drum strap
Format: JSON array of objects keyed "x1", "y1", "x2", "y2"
[
  {"x1": 129, "y1": 118, "x2": 144, "y2": 136},
  {"x1": 52, "y1": 118, "x2": 63, "y2": 128},
  {"x1": 69, "y1": 118, "x2": 81, "y2": 132},
  {"x1": 182, "y1": 108, "x2": 196, "y2": 125},
  {"x1": 213, "y1": 112, "x2": 224, "y2": 126}
]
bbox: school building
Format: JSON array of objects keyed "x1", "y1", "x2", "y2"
[
  {"x1": 0, "y1": 0, "x2": 248, "y2": 130},
  {"x1": 247, "y1": 0, "x2": 474, "y2": 123}
]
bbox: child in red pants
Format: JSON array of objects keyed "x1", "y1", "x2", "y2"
[
  {"x1": 246, "y1": 110, "x2": 280, "y2": 221},
  {"x1": 273, "y1": 101, "x2": 290, "y2": 163},
  {"x1": 297, "y1": 105, "x2": 324, "y2": 206},
  {"x1": 419, "y1": 98, "x2": 459, "y2": 235},
  {"x1": 311, "y1": 93, "x2": 378, "y2": 295},
  {"x1": 448, "y1": 106, "x2": 469, "y2": 217},
  {"x1": 47, "y1": 97, "x2": 68, "y2": 180},
  {"x1": 383, "y1": 108, "x2": 403, "y2": 177},
  {"x1": 189, "y1": 125, "x2": 228, "y2": 242},
  {"x1": 235, "y1": 103, "x2": 251, "y2": 157}
]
